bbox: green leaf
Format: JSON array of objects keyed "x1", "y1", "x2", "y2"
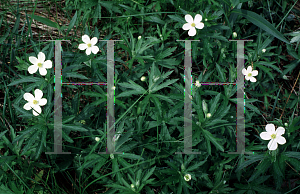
[
  {"x1": 150, "y1": 78, "x2": 178, "y2": 93},
  {"x1": 168, "y1": 15, "x2": 186, "y2": 24},
  {"x1": 64, "y1": 72, "x2": 89, "y2": 79},
  {"x1": 66, "y1": 11, "x2": 77, "y2": 35},
  {"x1": 248, "y1": 157, "x2": 271, "y2": 182},
  {"x1": 61, "y1": 124, "x2": 88, "y2": 132},
  {"x1": 142, "y1": 166, "x2": 156, "y2": 183},
  {"x1": 257, "y1": 61, "x2": 282, "y2": 74},
  {"x1": 210, "y1": 93, "x2": 221, "y2": 115},
  {"x1": 8, "y1": 76, "x2": 45, "y2": 86},
  {"x1": 118, "y1": 153, "x2": 144, "y2": 160},
  {"x1": 144, "y1": 16, "x2": 165, "y2": 25},
  {"x1": 202, "y1": 129, "x2": 224, "y2": 152},
  {"x1": 231, "y1": 9, "x2": 289, "y2": 44},
  {"x1": 30, "y1": 14, "x2": 60, "y2": 29},
  {"x1": 35, "y1": 128, "x2": 47, "y2": 160}
]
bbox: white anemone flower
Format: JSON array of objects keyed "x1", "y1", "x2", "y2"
[
  {"x1": 28, "y1": 52, "x2": 52, "y2": 76},
  {"x1": 23, "y1": 89, "x2": 47, "y2": 116},
  {"x1": 78, "y1": 35, "x2": 99, "y2": 55},
  {"x1": 242, "y1": 66, "x2": 258, "y2": 82},
  {"x1": 182, "y1": 14, "x2": 204, "y2": 36},
  {"x1": 184, "y1": 174, "x2": 191, "y2": 181},
  {"x1": 260, "y1": 124, "x2": 286, "y2": 150}
]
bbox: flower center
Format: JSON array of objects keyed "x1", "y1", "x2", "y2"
[
  {"x1": 247, "y1": 73, "x2": 252, "y2": 77},
  {"x1": 87, "y1": 43, "x2": 91, "y2": 47},
  {"x1": 191, "y1": 23, "x2": 196, "y2": 27},
  {"x1": 271, "y1": 134, "x2": 276, "y2": 139},
  {"x1": 33, "y1": 100, "x2": 38, "y2": 105},
  {"x1": 37, "y1": 63, "x2": 43, "y2": 68}
]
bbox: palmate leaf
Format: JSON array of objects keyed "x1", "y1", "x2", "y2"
[{"x1": 231, "y1": 9, "x2": 289, "y2": 44}]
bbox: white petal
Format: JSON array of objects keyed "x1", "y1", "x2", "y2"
[
  {"x1": 43, "y1": 60, "x2": 52, "y2": 69},
  {"x1": 252, "y1": 70, "x2": 258, "y2": 76},
  {"x1": 194, "y1": 14, "x2": 203, "y2": 23},
  {"x1": 39, "y1": 67, "x2": 47, "y2": 76},
  {"x1": 276, "y1": 127, "x2": 285, "y2": 136},
  {"x1": 242, "y1": 68, "x2": 247, "y2": 75},
  {"x1": 23, "y1": 102, "x2": 32, "y2": 110},
  {"x1": 91, "y1": 46, "x2": 99, "y2": 54},
  {"x1": 23, "y1": 93, "x2": 34, "y2": 101},
  {"x1": 78, "y1": 43, "x2": 88, "y2": 50},
  {"x1": 185, "y1": 14, "x2": 194, "y2": 23},
  {"x1": 266, "y1": 124, "x2": 276, "y2": 134},
  {"x1": 268, "y1": 139, "x2": 278, "y2": 150},
  {"x1": 249, "y1": 77, "x2": 256, "y2": 82},
  {"x1": 28, "y1": 65, "x2": 38, "y2": 74},
  {"x1": 38, "y1": 52, "x2": 45, "y2": 62},
  {"x1": 90, "y1": 37, "x2": 98, "y2": 46},
  {"x1": 32, "y1": 105, "x2": 41, "y2": 116},
  {"x1": 188, "y1": 28, "x2": 196, "y2": 36},
  {"x1": 247, "y1": 66, "x2": 252, "y2": 72},
  {"x1": 276, "y1": 136, "x2": 286, "y2": 145},
  {"x1": 29, "y1": 56, "x2": 38, "y2": 65},
  {"x1": 260, "y1": 132, "x2": 271, "y2": 140},
  {"x1": 195, "y1": 22, "x2": 204, "y2": 29},
  {"x1": 82, "y1": 35, "x2": 90, "y2": 44},
  {"x1": 245, "y1": 76, "x2": 250, "y2": 80},
  {"x1": 86, "y1": 47, "x2": 92, "y2": 55},
  {"x1": 182, "y1": 23, "x2": 192, "y2": 30},
  {"x1": 39, "y1": 98, "x2": 47, "y2": 106},
  {"x1": 34, "y1": 89, "x2": 43, "y2": 100}
]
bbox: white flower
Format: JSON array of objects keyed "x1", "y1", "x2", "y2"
[
  {"x1": 141, "y1": 76, "x2": 146, "y2": 81},
  {"x1": 260, "y1": 124, "x2": 286, "y2": 150},
  {"x1": 23, "y1": 89, "x2": 47, "y2": 116},
  {"x1": 242, "y1": 66, "x2": 258, "y2": 82},
  {"x1": 95, "y1": 137, "x2": 100, "y2": 142},
  {"x1": 182, "y1": 14, "x2": 204, "y2": 36},
  {"x1": 184, "y1": 174, "x2": 191, "y2": 181},
  {"x1": 138, "y1": 36, "x2": 141, "y2": 40},
  {"x1": 206, "y1": 113, "x2": 212, "y2": 118},
  {"x1": 78, "y1": 35, "x2": 99, "y2": 55},
  {"x1": 233, "y1": 32, "x2": 237, "y2": 38},
  {"x1": 262, "y1": 49, "x2": 266, "y2": 53},
  {"x1": 28, "y1": 52, "x2": 52, "y2": 76},
  {"x1": 195, "y1": 80, "x2": 201, "y2": 87}
]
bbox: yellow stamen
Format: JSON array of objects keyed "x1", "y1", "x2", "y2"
[
  {"x1": 191, "y1": 23, "x2": 195, "y2": 27},
  {"x1": 37, "y1": 63, "x2": 43, "y2": 68},
  {"x1": 33, "y1": 100, "x2": 38, "y2": 105},
  {"x1": 271, "y1": 134, "x2": 276, "y2": 139},
  {"x1": 87, "y1": 43, "x2": 91, "y2": 47},
  {"x1": 248, "y1": 73, "x2": 252, "y2": 77}
]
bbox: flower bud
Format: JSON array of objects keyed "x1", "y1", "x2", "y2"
[
  {"x1": 110, "y1": 154, "x2": 114, "y2": 159},
  {"x1": 206, "y1": 113, "x2": 212, "y2": 118},
  {"x1": 205, "y1": 18, "x2": 208, "y2": 21},
  {"x1": 262, "y1": 49, "x2": 266, "y2": 53},
  {"x1": 138, "y1": 36, "x2": 141, "y2": 40},
  {"x1": 141, "y1": 76, "x2": 146, "y2": 81},
  {"x1": 95, "y1": 137, "x2": 100, "y2": 142},
  {"x1": 233, "y1": 32, "x2": 237, "y2": 38},
  {"x1": 202, "y1": 100, "x2": 208, "y2": 114},
  {"x1": 284, "y1": 123, "x2": 288, "y2": 127}
]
